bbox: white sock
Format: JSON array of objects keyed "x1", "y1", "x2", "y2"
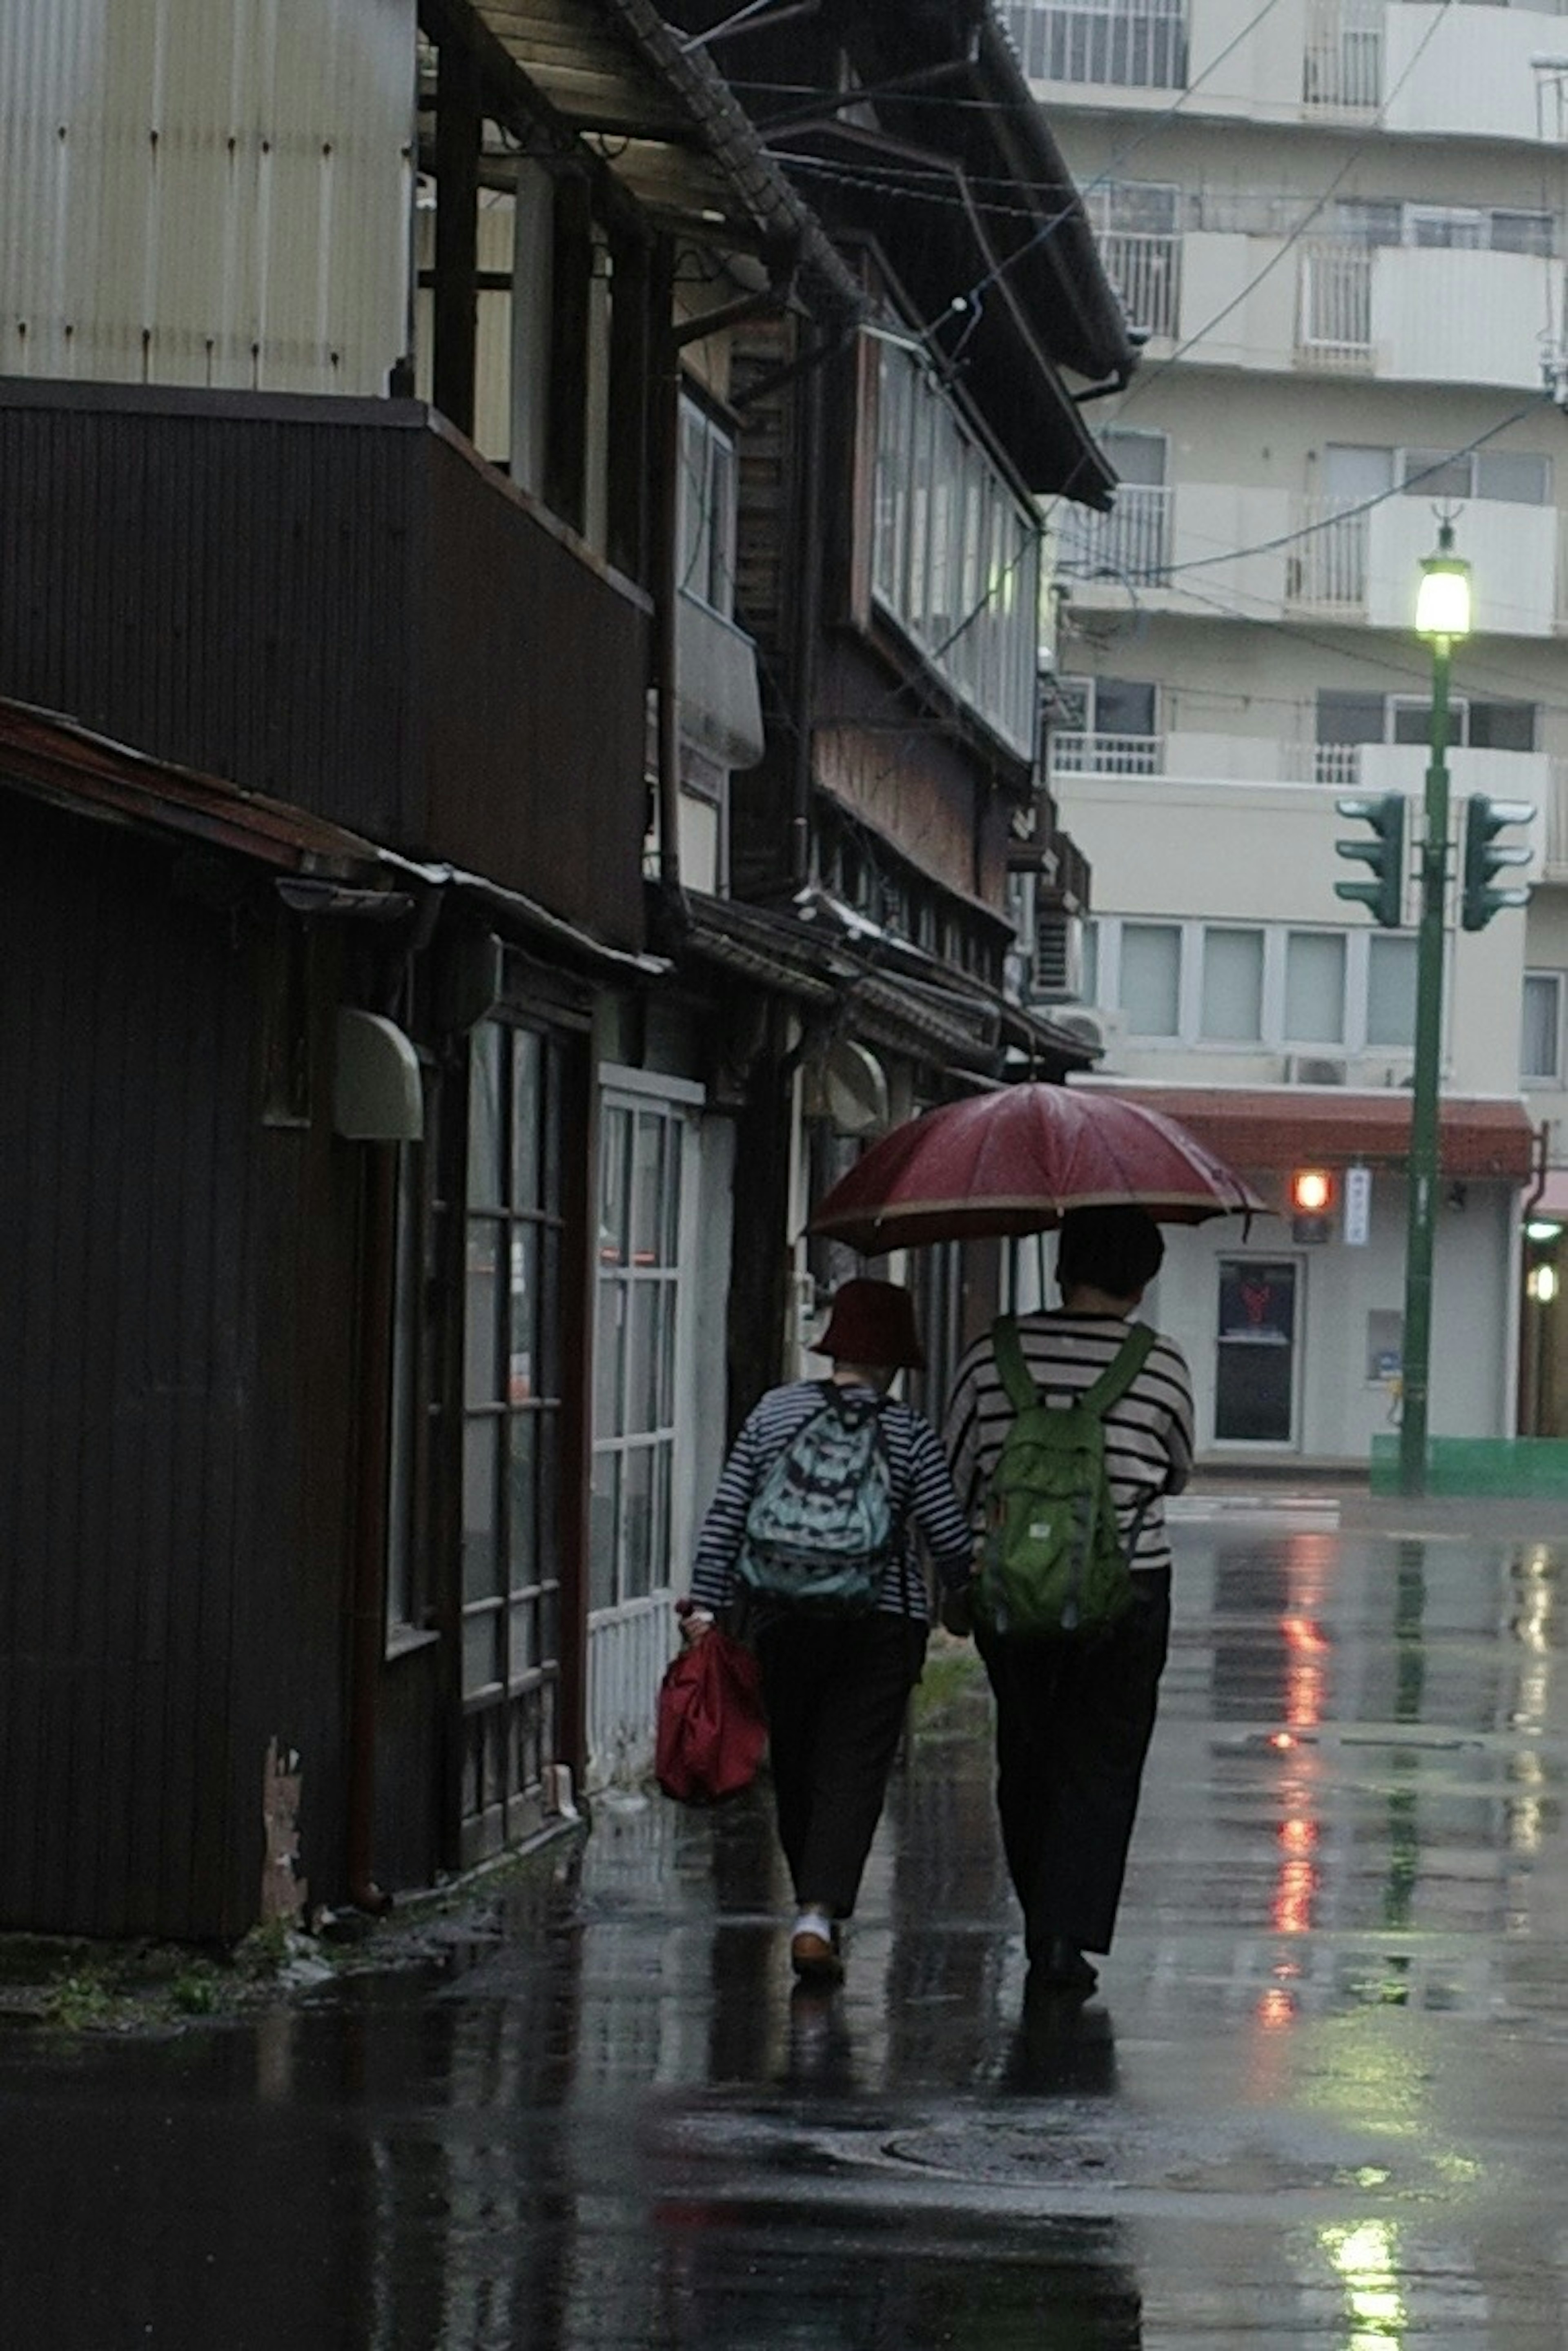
[{"x1": 794, "y1": 1909, "x2": 833, "y2": 1942}]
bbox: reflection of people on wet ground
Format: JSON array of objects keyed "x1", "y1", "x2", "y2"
[
  {"x1": 685, "y1": 1279, "x2": 973, "y2": 1988},
  {"x1": 1002, "y1": 1984, "x2": 1119, "y2": 2097},
  {"x1": 784, "y1": 1983, "x2": 858, "y2": 2093},
  {"x1": 942, "y1": 1208, "x2": 1195, "y2": 1999}
]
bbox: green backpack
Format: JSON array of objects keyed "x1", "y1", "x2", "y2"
[{"x1": 975, "y1": 1318, "x2": 1157, "y2": 1641}]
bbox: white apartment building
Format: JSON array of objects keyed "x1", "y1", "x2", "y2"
[{"x1": 1003, "y1": 0, "x2": 1568, "y2": 1460}]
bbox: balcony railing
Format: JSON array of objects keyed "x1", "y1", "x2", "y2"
[
  {"x1": 1286, "y1": 501, "x2": 1370, "y2": 609},
  {"x1": 1056, "y1": 484, "x2": 1173, "y2": 587},
  {"x1": 1313, "y1": 742, "x2": 1364, "y2": 788},
  {"x1": 1098, "y1": 231, "x2": 1181, "y2": 338},
  {"x1": 1050, "y1": 730, "x2": 1163, "y2": 777},
  {"x1": 1303, "y1": 0, "x2": 1382, "y2": 109},
  {"x1": 1297, "y1": 244, "x2": 1373, "y2": 367},
  {"x1": 1001, "y1": 0, "x2": 1188, "y2": 89}
]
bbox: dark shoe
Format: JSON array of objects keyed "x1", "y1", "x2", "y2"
[
  {"x1": 791, "y1": 1928, "x2": 845, "y2": 1984},
  {"x1": 1028, "y1": 1936, "x2": 1098, "y2": 1995}
]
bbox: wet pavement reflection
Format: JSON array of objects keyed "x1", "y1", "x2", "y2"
[{"x1": 7, "y1": 1512, "x2": 1568, "y2": 2346}]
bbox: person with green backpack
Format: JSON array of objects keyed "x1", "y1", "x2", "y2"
[{"x1": 941, "y1": 1205, "x2": 1194, "y2": 1999}]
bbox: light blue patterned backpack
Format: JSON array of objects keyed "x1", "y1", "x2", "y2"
[{"x1": 737, "y1": 1385, "x2": 895, "y2": 1616}]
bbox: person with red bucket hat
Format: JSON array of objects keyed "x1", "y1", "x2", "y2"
[{"x1": 684, "y1": 1277, "x2": 975, "y2": 1984}]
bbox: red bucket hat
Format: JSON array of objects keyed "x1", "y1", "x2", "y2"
[{"x1": 813, "y1": 1278, "x2": 925, "y2": 1371}]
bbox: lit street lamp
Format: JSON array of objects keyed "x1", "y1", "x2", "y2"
[{"x1": 1400, "y1": 521, "x2": 1471, "y2": 1496}]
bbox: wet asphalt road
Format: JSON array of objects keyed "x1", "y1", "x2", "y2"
[{"x1": 5, "y1": 1497, "x2": 1568, "y2": 2348}]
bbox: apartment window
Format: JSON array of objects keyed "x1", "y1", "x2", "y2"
[
  {"x1": 1390, "y1": 696, "x2": 1538, "y2": 752},
  {"x1": 1401, "y1": 447, "x2": 1551, "y2": 505},
  {"x1": 1002, "y1": 0, "x2": 1187, "y2": 89},
  {"x1": 1366, "y1": 935, "x2": 1417, "y2": 1047},
  {"x1": 1120, "y1": 922, "x2": 1182, "y2": 1035},
  {"x1": 1285, "y1": 931, "x2": 1348, "y2": 1044},
  {"x1": 1335, "y1": 201, "x2": 1553, "y2": 256},
  {"x1": 871, "y1": 336, "x2": 1041, "y2": 755},
  {"x1": 1522, "y1": 973, "x2": 1563, "y2": 1084},
  {"x1": 1200, "y1": 928, "x2": 1265, "y2": 1041},
  {"x1": 1051, "y1": 675, "x2": 1159, "y2": 774},
  {"x1": 679, "y1": 395, "x2": 736, "y2": 617},
  {"x1": 1093, "y1": 917, "x2": 1414, "y2": 1056},
  {"x1": 1057, "y1": 430, "x2": 1170, "y2": 585}
]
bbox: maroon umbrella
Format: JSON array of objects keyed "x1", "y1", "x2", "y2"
[{"x1": 809, "y1": 1083, "x2": 1265, "y2": 1256}]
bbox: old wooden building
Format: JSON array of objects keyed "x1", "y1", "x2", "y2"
[{"x1": 0, "y1": 0, "x2": 1130, "y2": 1937}]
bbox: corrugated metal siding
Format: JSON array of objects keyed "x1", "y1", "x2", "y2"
[
  {"x1": 0, "y1": 805, "x2": 361, "y2": 1938},
  {"x1": 0, "y1": 0, "x2": 414, "y2": 394}
]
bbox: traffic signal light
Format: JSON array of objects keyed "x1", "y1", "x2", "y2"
[
  {"x1": 1289, "y1": 1167, "x2": 1333, "y2": 1244},
  {"x1": 1460, "y1": 796, "x2": 1533, "y2": 932},
  {"x1": 1334, "y1": 794, "x2": 1406, "y2": 929}
]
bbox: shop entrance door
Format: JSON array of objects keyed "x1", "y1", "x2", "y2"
[{"x1": 1215, "y1": 1258, "x2": 1299, "y2": 1445}]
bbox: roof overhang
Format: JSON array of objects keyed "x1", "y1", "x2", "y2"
[
  {"x1": 434, "y1": 0, "x2": 863, "y2": 320},
  {"x1": 678, "y1": 891, "x2": 1096, "y2": 1078},
  {"x1": 1094, "y1": 1084, "x2": 1537, "y2": 1184}
]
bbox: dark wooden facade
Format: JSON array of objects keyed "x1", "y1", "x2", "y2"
[
  {"x1": 0, "y1": 381, "x2": 653, "y2": 953},
  {"x1": 0, "y1": 799, "x2": 364, "y2": 1938}
]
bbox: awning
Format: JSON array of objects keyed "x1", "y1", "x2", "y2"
[{"x1": 1094, "y1": 1083, "x2": 1536, "y2": 1183}]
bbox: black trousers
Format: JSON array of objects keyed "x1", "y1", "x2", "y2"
[
  {"x1": 977, "y1": 1572, "x2": 1171, "y2": 1959},
  {"x1": 755, "y1": 1612, "x2": 928, "y2": 1919}
]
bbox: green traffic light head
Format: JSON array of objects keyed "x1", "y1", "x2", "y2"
[{"x1": 1332, "y1": 792, "x2": 1406, "y2": 929}]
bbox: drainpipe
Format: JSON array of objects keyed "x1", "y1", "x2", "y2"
[
  {"x1": 346, "y1": 1141, "x2": 397, "y2": 1916},
  {"x1": 656, "y1": 263, "x2": 800, "y2": 908},
  {"x1": 790, "y1": 343, "x2": 824, "y2": 891}
]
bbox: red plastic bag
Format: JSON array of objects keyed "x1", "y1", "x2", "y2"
[{"x1": 655, "y1": 1629, "x2": 768, "y2": 1803}]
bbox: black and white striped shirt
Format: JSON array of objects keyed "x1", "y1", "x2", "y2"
[
  {"x1": 942, "y1": 1314, "x2": 1195, "y2": 1576},
  {"x1": 690, "y1": 1379, "x2": 977, "y2": 1623}
]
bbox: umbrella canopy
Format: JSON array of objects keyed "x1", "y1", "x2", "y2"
[{"x1": 809, "y1": 1083, "x2": 1267, "y2": 1256}]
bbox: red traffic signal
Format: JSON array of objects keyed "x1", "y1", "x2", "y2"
[{"x1": 1290, "y1": 1168, "x2": 1333, "y2": 1241}]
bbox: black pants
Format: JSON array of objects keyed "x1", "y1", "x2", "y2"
[
  {"x1": 755, "y1": 1612, "x2": 928, "y2": 1919},
  {"x1": 977, "y1": 1572, "x2": 1171, "y2": 1959}
]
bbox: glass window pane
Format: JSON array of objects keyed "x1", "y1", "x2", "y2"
[
  {"x1": 1401, "y1": 449, "x2": 1472, "y2": 499},
  {"x1": 630, "y1": 1111, "x2": 667, "y2": 1266},
  {"x1": 1201, "y1": 928, "x2": 1264, "y2": 1041},
  {"x1": 1120, "y1": 923, "x2": 1181, "y2": 1035},
  {"x1": 1317, "y1": 690, "x2": 1385, "y2": 744},
  {"x1": 599, "y1": 1106, "x2": 630, "y2": 1268},
  {"x1": 590, "y1": 1451, "x2": 619, "y2": 1613},
  {"x1": 1468, "y1": 700, "x2": 1537, "y2": 751},
  {"x1": 462, "y1": 1418, "x2": 501, "y2": 1604},
  {"x1": 1285, "y1": 933, "x2": 1347, "y2": 1044},
  {"x1": 462, "y1": 1610, "x2": 503, "y2": 1697},
  {"x1": 1477, "y1": 450, "x2": 1550, "y2": 505},
  {"x1": 468, "y1": 1024, "x2": 503, "y2": 1208},
  {"x1": 1391, "y1": 697, "x2": 1439, "y2": 745},
  {"x1": 1523, "y1": 974, "x2": 1561, "y2": 1081},
  {"x1": 595, "y1": 1277, "x2": 626, "y2": 1435},
  {"x1": 1096, "y1": 677, "x2": 1156, "y2": 736},
  {"x1": 508, "y1": 1414, "x2": 537, "y2": 1593},
  {"x1": 512, "y1": 1029, "x2": 542, "y2": 1208},
  {"x1": 1367, "y1": 936, "x2": 1418, "y2": 1046},
  {"x1": 621, "y1": 1445, "x2": 655, "y2": 1601},
  {"x1": 627, "y1": 1286, "x2": 660, "y2": 1436},
  {"x1": 465, "y1": 1221, "x2": 502, "y2": 1407},
  {"x1": 510, "y1": 1596, "x2": 539, "y2": 1674},
  {"x1": 508, "y1": 1228, "x2": 538, "y2": 1403}
]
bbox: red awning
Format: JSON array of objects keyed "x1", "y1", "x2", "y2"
[{"x1": 1093, "y1": 1085, "x2": 1536, "y2": 1183}]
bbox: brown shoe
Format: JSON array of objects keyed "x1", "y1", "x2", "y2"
[{"x1": 790, "y1": 1929, "x2": 844, "y2": 1984}]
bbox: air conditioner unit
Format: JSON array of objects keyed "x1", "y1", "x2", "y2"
[
  {"x1": 1055, "y1": 1006, "x2": 1129, "y2": 1071},
  {"x1": 1283, "y1": 1053, "x2": 1348, "y2": 1086}
]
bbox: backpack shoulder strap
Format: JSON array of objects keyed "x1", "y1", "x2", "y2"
[
  {"x1": 1080, "y1": 1323, "x2": 1158, "y2": 1421},
  {"x1": 990, "y1": 1315, "x2": 1038, "y2": 1414}
]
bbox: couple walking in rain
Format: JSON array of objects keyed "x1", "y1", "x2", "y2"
[{"x1": 681, "y1": 1200, "x2": 1196, "y2": 2001}]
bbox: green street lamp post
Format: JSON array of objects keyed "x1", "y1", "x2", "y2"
[{"x1": 1401, "y1": 522, "x2": 1472, "y2": 1496}]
